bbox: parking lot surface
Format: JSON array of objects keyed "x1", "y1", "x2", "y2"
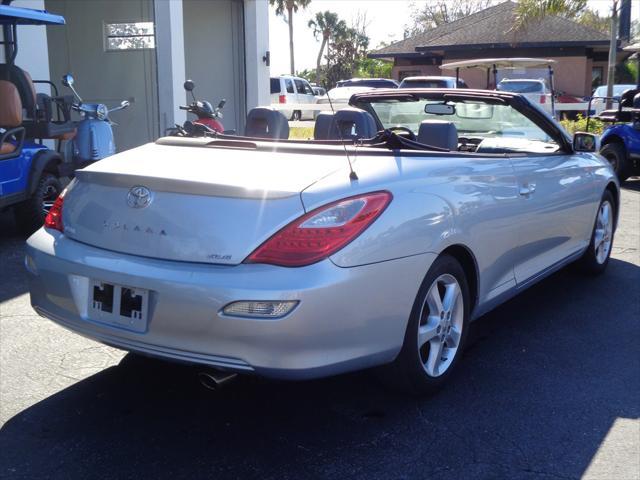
[{"x1": 1, "y1": 182, "x2": 638, "y2": 480}]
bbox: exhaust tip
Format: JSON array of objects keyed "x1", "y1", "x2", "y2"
[{"x1": 197, "y1": 370, "x2": 238, "y2": 391}]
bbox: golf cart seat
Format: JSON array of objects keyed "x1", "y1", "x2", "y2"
[
  {"x1": 596, "y1": 109, "x2": 633, "y2": 123},
  {"x1": 0, "y1": 80, "x2": 25, "y2": 159},
  {"x1": 0, "y1": 63, "x2": 75, "y2": 140}
]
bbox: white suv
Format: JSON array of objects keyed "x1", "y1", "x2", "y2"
[{"x1": 270, "y1": 75, "x2": 317, "y2": 121}]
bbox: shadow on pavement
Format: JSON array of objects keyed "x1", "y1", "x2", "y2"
[
  {"x1": 1, "y1": 258, "x2": 638, "y2": 479},
  {"x1": 621, "y1": 177, "x2": 640, "y2": 192},
  {"x1": 0, "y1": 211, "x2": 30, "y2": 304}
]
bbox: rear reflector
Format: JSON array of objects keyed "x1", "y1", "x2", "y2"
[
  {"x1": 222, "y1": 301, "x2": 299, "y2": 319},
  {"x1": 245, "y1": 191, "x2": 392, "y2": 267},
  {"x1": 44, "y1": 193, "x2": 65, "y2": 232},
  {"x1": 540, "y1": 95, "x2": 546, "y2": 104}
]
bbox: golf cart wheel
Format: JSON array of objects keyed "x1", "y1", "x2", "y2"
[
  {"x1": 600, "y1": 143, "x2": 630, "y2": 182},
  {"x1": 290, "y1": 110, "x2": 301, "y2": 121},
  {"x1": 14, "y1": 172, "x2": 62, "y2": 234}
]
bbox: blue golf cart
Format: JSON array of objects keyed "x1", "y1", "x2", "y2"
[
  {"x1": 589, "y1": 87, "x2": 640, "y2": 182},
  {"x1": 0, "y1": 2, "x2": 78, "y2": 233}
]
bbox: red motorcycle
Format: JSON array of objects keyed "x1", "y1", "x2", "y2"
[{"x1": 178, "y1": 79, "x2": 227, "y2": 134}]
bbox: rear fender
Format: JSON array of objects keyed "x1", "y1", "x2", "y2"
[
  {"x1": 600, "y1": 126, "x2": 633, "y2": 151},
  {"x1": 28, "y1": 150, "x2": 63, "y2": 195}
]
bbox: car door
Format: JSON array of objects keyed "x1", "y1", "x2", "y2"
[
  {"x1": 510, "y1": 150, "x2": 596, "y2": 285},
  {"x1": 293, "y1": 79, "x2": 313, "y2": 120}
]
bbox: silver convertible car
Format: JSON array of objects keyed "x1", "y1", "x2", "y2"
[{"x1": 27, "y1": 89, "x2": 618, "y2": 394}]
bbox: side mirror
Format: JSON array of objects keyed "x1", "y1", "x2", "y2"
[
  {"x1": 62, "y1": 74, "x2": 74, "y2": 87},
  {"x1": 184, "y1": 80, "x2": 195, "y2": 92},
  {"x1": 573, "y1": 132, "x2": 597, "y2": 152},
  {"x1": 217, "y1": 99, "x2": 226, "y2": 109},
  {"x1": 121, "y1": 100, "x2": 130, "y2": 108}
]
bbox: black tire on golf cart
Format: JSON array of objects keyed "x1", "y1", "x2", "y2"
[
  {"x1": 600, "y1": 142, "x2": 630, "y2": 182},
  {"x1": 290, "y1": 110, "x2": 302, "y2": 121},
  {"x1": 14, "y1": 172, "x2": 62, "y2": 234}
]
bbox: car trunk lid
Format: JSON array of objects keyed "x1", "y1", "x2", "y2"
[{"x1": 62, "y1": 142, "x2": 346, "y2": 265}]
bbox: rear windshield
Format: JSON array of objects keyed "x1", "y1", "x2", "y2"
[
  {"x1": 339, "y1": 79, "x2": 398, "y2": 89},
  {"x1": 497, "y1": 81, "x2": 544, "y2": 93},
  {"x1": 400, "y1": 80, "x2": 450, "y2": 89},
  {"x1": 270, "y1": 78, "x2": 280, "y2": 94}
]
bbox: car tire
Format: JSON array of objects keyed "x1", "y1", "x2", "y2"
[
  {"x1": 290, "y1": 110, "x2": 301, "y2": 121},
  {"x1": 14, "y1": 172, "x2": 62, "y2": 234},
  {"x1": 379, "y1": 254, "x2": 470, "y2": 395},
  {"x1": 600, "y1": 143, "x2": 630, "y2": 182},
  {"x1": 576, "y1": 190, "x2": 616, "y2": 275}
]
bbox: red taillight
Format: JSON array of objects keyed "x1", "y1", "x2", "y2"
[
  {"x1": 245, "y1": 191, "x2": 392, "y2": 267},
  {"x1": 279, "y1": 94, "x2": 286, "y2": 104},
  {"x1": 540, "y1": 95, "x2": 546, "y2": 104},
  {"x1": 44, "y1": 194, "x2": 65, "y2": 232}
]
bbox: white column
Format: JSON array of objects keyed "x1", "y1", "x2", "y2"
[
  {"x1": 244, "y1": 0, "x2": 270, "y2": 111},
  {"x1": 154, "y1": 0, "x2": 187, "y2": 133}
]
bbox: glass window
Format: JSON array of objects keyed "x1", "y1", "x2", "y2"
[
  {"x1": 104, "y1": 22, "x2": 155, "y2": 51},
  {"x1": 285, "y1": 79, "x2": 295, "y2": 94},
  {"x1": 368, "y1": 97, "x2": 561, "y2": 154},
  {"x1": 401, "y1": 79, "x2": 449, "y2": 89},
  {"x1": 270, "y1": 78, "x2": 281, "y2": 94},
  {"x1": 591, "y1": 67, "x2": 603, "y2": 90},
  {"x1": 294, "y1": 79, "x2": 306, "y2": 94},
  {"x1": 496, "y1": 80, "x2": 544, "y2": 93},
  {"x1": 302, "y1": 81, "x2": 314, "y2": 95}
]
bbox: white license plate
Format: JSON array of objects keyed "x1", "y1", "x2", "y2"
[{"x1": 89, "y1": 280, "x2": 149, "y2": 333}]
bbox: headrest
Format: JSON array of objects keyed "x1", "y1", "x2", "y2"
[
  {"x1": 317, "y1": 108, "x2": 378, "y2": 141},
  {"x1": 417, "y1": 120, "x2": 458, "y2": 151},
  {"x1": 0, "y1": 80, "x2": 23, "y2": 128},
  {"x1": 313, "y1": 111, "x2": 335, "y2": 140},
  {"x1": 0, "y1": 64, "x2": 36, "y2": 115},
  {"x1": 245, "y1": 107, "x2": 289, "y2": 139}
]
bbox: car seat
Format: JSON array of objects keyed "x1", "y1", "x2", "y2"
[
  {"x1": 0, "y1": 63, "x2": 75, "y2": 140},
  {"x1": 245, "y1": 107, "x2": 289, "y2": 139},
  {"x1": 0, "y1": 80, "x2": 25, "y2": 159},
  {"x1": 314, "y1": 108, "x2": 377, "y2": 140},
  {"x1": 417, "y1": 120, "x2": 458, "y2": 150}
]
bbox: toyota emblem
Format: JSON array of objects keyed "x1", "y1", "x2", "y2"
[{"x1": 127, "y1": 185, "x2": 153, "y2": 209}]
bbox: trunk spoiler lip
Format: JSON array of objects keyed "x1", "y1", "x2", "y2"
[{"x1": 74, "y1": 170, "x2": 300, "y2": 200}]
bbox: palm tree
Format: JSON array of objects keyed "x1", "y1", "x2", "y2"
[
  {"x1": 308, "y1": 11, "x2": 345, "y2": 84},
  {"x1": 511, "y1": 0, "x2": 587, "y2": 32},
  {"x1": 512, "y1": 0, "x2": 618, "y2": 107},
  {"x1": 270, "y1": 0, "x2": 312, "y2": 75}
]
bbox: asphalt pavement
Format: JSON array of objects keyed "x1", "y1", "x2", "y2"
[{"x1": 1, "y1": 181, "x2": 639, "y2": 480}]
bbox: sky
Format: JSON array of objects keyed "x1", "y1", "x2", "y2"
[{"x1": 267, "y1": 0, "x2": 640, "y2": 76}]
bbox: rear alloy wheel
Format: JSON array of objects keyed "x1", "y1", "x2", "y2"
[
  {"x1": 14, "y1": 172, "x2": 62, "y2": 234},
  {"x1": 600, "y1": 143, "x2": 630, "y2": 182},
  {"x1": 290, "y1": 110, "x2": 301, "y2": 121},
  {"x1": 577, "y1": 190, "x2": 616, "y2": 274},
  {"x1": 380, "y1": 254, "x2": 470, "y2": 395}
]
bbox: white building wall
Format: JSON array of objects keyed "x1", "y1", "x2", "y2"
[{"x1": 244, "y1": 0, "x2": 270, "y2": 111}]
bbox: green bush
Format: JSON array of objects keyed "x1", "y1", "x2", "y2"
[{"x1": 560, "y1": 114, "x2": 604, "y2": 135}]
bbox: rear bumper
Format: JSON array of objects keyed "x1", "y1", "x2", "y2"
[{"x1": 26, "y1": 228, "x2": 435, "y2": 379}]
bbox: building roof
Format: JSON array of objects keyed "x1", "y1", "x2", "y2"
[{"x1": 369, "y1": 1, "x2": 609, "y2": 58}]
